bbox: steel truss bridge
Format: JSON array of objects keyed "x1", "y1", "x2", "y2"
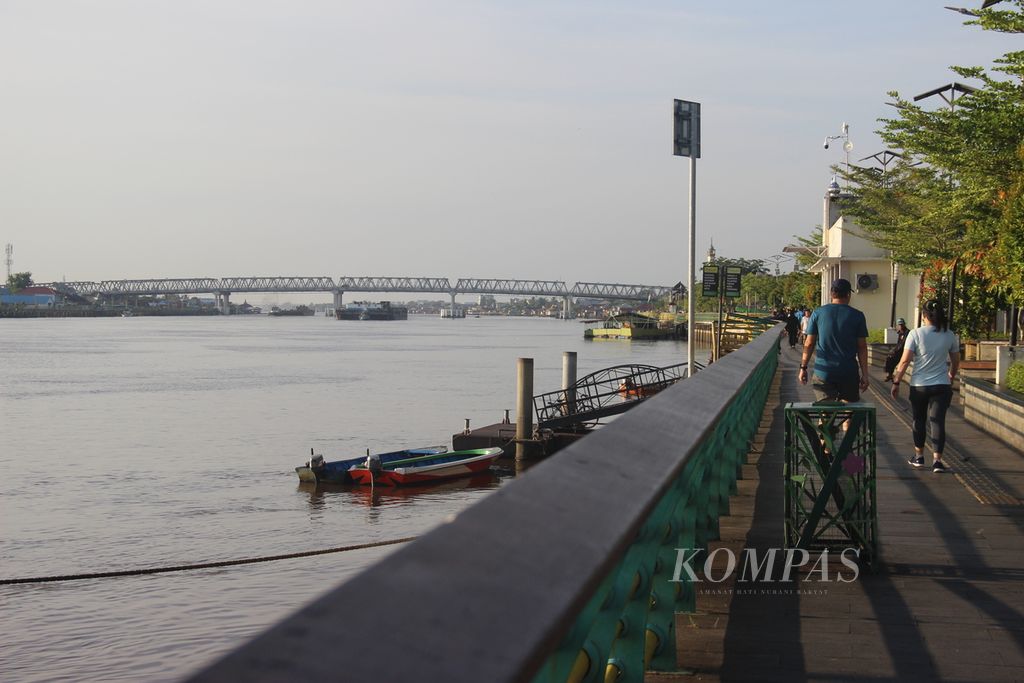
[{"x1": 40, "y1": 277, "x2": 680, "y2": 317}]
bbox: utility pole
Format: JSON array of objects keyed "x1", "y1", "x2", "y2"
[{"x1": 674, "y1": 99, "x2": 701, "y2": 377}]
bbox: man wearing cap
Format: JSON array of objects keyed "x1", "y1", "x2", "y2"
[
  {"x1": 884, "y1": 318, "x2": 910, "y2": 382},
  {"x1": 798, "y1": 278, "x2": 869, "y2": 401}
]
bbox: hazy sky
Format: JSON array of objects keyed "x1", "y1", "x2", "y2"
[{"x1": 2, "y1": 1, "x2": 1019, "y2": 288}]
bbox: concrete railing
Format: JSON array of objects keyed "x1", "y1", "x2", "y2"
[
  {"x1": 962, "y1": 377, "x2": 1024, "y2": 453},
  {"x1": 186, "y1": 326, "x2": 784, "y2": 683}
]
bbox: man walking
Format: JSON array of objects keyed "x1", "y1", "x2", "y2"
[{"x1": 798, "y1": 278, "x2": 869, "y2": 401}]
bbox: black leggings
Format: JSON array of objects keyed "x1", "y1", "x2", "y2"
[{"x1": 908, "y1": 385, "x2": 954, "y2": 455}]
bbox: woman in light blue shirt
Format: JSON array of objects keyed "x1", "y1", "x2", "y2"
[{"x1": 890, "y1": 300, "x2": 960, "y2": 473}]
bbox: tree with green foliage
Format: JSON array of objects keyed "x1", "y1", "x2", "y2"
[
  {"x1": 706, "y1": 256, "x2": 769, "y2": 276},
  {"x1": 731, "y1": 271, "x2": 820, "y2": 313},
  {"x1": 6, "y1": 272, "x2": 33, "y2": 292},
  {"x1": 838, "y1": 0, "x2": 1024, "y2": 333}
]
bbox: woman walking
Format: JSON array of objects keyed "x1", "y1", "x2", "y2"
[{"x1": 890, "y1": 300, "x2": 960, "y2": 473}]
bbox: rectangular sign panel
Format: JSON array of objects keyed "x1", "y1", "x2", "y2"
[
  {"x1": 724, "y1": 266, "x2": 743, "y2": 298},
  {"x1": 701, "y1": 264, "x2": 719, "y2": 298},
  {"x1": 673, "y1": 99, "x2": 701, "y2": 158}
]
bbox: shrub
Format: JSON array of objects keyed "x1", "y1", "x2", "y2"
[
  {"x1": 1006, "y1": 362, "x2": 1024, "y2": 395},
  {"x1": 867, "y1": 328, "x2": 886, "y2": 344}
]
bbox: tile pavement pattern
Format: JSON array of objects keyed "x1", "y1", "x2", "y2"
[{"x1": 649, "y1": 345, "x2": 1024, "y2": 683}]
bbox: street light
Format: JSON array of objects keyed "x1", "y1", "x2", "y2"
[
  {"x1": 944, "y1": 1, "x2": 1006, "y2": 16},
  {"x1": 860, "y1": 150, "x2": 906, "y2": 326},
  {"x1": 767, "y1": 253, "x2": 795, "y2": 276},
  {"x1": 913, "y1": 82, "x2": 977, "y2": 111},
  {"x1": 859, "y1": 150, "x2": 902, "y2": 184},
  {"x1": 914, "y1": 83, "x2": 977, "y2": 329}
]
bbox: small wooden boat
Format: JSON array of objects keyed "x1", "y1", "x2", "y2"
[
  {"x1": 348, "y1": 447, "x2": 503, "y2": 487},
  {"x1": 295, "y1": 446, "x2": 447, "y2": 484}
]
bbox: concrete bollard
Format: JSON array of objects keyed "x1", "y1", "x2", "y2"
[
  {"x1": 516, "y1": 358, "x2": 534, "y2": 462},
  {"x1": 996, "y1": 346, "x2": 1020, "y2": 386}
]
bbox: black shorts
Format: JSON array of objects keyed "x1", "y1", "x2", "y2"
[{"x1": 812, "y1": 375, "x2": 860, "y2": 403}]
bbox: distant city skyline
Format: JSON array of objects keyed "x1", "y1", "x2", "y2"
[{"x1": 2, "y1": 1, "x2": 1018, "y2": 290}]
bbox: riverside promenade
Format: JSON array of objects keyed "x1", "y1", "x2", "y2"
[{"x1": 665, "y1": 346, "x2": 1024, "y2": 682}]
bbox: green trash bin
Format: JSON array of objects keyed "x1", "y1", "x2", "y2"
[{"x1": 784, "y1": 402, "x2": 877, "y2": 566}]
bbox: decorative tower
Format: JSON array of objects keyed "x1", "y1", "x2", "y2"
[{"x1": 706, "y1": 239, "x2": 716, "y2": 264}]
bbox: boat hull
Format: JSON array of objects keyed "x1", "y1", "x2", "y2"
[
  {"x1": 348, "y1": 448, "x2": 502, "y2": 487},
  {"x1": 296, "y1": 446, "x2": 447, "y2": 484}
]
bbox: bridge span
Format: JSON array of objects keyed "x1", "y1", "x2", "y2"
[{"x1": 41, "y1": 277, "x2": 681, "y2": 317}]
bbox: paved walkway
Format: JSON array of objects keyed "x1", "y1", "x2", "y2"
[{"x1": 659, "y1": 345, "x2": 1024, "y2": 682}]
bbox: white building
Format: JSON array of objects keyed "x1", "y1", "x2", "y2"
[{"x1": 808, "y1": 180, "x2": 921, "y2": 332}]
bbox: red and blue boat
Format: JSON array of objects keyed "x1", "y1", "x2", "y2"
[
  {"x1": 296, "y1": 446, "x2": 447, "y2": 484},
  {"x1": 347, "y1": 447, "x2": 503, "y2": 487}
]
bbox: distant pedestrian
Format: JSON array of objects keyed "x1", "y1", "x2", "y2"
[
  {"x1": 784, "y1": 309, "x2": 800, "y2": 349},
  {"x1": 891, "y1": 300, "x2": 960, "y2": 473},
  {"x1": 799, "y1": 279, "x2": 869, "y2": 402},
  {"x1": 883, "y1": 318, "x2": 910, "y2": 382},
  {"x1": 799, "y1": 307, "x2": 812, "y2": 344}
]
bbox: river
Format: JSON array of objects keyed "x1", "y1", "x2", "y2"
[{"x1": 0, "y1": 314, "x2": 701, "y2": 682}]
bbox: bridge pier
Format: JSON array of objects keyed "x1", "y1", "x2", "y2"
[
  {"x1": 215, "y1": 291, "x2": 231, "y2": 315},
  {"x1": 449, "y1": 292, "x2": 457, "y2": 317},
  {"x1": 333, "y1": 290, "x2": 343, "y2": 311},
  {"x1": 562, "y1": 295, "x2": 575, "y2": 320}
]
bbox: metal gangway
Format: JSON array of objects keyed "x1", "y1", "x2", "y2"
[{"x1": 533, "y1": 362, "x2": 701, "y2": 430}]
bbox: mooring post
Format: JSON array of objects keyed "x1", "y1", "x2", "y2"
[
  {"x1": 516, "y1": 358, "x2": 534, "y2": 461},
  {"x1": 562, "y1": 351, "x2": 577, "y2": 416}
]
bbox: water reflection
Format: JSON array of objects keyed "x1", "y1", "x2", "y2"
[{"x1": 297, "y1": 471, "x2": 503, "y2": 511}]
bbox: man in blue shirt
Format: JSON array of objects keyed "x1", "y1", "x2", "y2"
[{"x1": 798, "y1": 278, "x2": 869, "y2": 401}]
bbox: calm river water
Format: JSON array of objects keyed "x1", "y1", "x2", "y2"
[{"x1": 0, "y1": 314, "x2": 700, "y2": 681}]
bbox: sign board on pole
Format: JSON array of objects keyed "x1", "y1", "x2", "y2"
[
  {"x1": 724, "y1": 266, "x2": 743, "y2": 298},
  {"x1": 701, "y1": 264, "x2": 719, "y2": 298},
  {"x1": 673, "y1": 100, "x2": 701, "y2": 158}
]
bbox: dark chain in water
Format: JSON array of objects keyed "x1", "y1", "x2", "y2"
[{"x1": 0, "y1": 536, "x2": 417, "y2": 585}]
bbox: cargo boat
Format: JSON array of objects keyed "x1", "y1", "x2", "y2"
[{"x1": 335, "y1": 301, "x2": 408, "y2": 321}]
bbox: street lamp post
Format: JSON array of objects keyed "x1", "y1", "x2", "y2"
[
  {"x1": 861, "y1": 150, "x2": 904, "y2": 327},
  {"x1": 914, "y1": 82, "x2": 976, "y2": 330}
]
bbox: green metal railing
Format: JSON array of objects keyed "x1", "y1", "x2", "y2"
[
  {"x1": 784, "y1": 402, "x2": 878, "y2": 566},
  {"x1": 535, "y1": 336, "x2": 778, "y2": 683}
]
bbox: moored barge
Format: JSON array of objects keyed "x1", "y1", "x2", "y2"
[{"x1": 335, "y1": 301, "x2": 408, "y2": 320}]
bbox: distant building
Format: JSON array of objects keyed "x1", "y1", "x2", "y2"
[
  {"x1": 807, "y1": 180, "x2": 920, "y2": 330},
  {"x1": 0, "y1": 286, "x2": 58, "y2": 308}
]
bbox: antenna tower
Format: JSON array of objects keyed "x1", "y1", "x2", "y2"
[{"x1": 4, "y1": 244, "x2": 12, "y2": 280}]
